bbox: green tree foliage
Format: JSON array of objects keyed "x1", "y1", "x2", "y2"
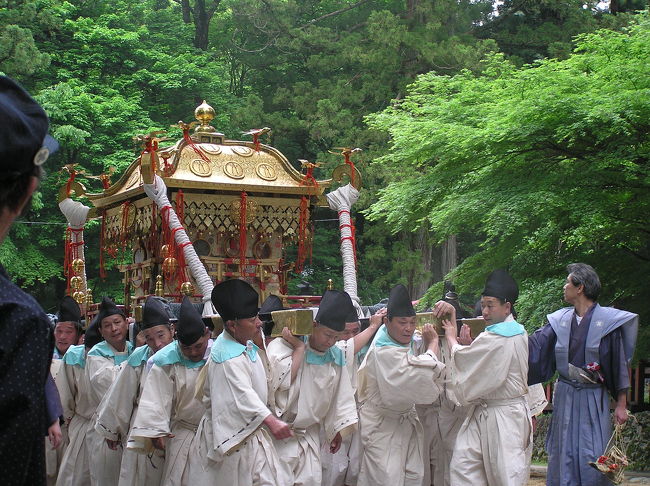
[
  {"x1": 365, "y1": 16, "x2": 650, "y2": 356},
  {"x1": 1, "y1": 0, "x2": 647, "y2": 349}
]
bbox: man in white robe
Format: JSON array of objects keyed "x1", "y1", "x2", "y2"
[
  {"x1": 357, "y1": 284, "x2": 445, "y2": 486},
  {"x1": 56, "y1": 321, "x2": 103, "y2": 486},
  {"x1": 85, "y1": 297, "x2": 133, "y2": 486},
  {"x1": 128, "y1": 296, "x2": 212, "y2": 486},
  {"x1": 267, "y1": 290, "x2": 360, "y2": 486},
  {"x1": 189, "y1": 279, "x2": 291, "y2": 486},
  {"x1": 321, "y1": 309, "x2": 384, "y2": 486},
  {"x1": 442, "y1": 269, "x2": 531, "y2": 486},
  {"x1": 47, "y1": 296, "x2": 84, "y2": 486},
  {"x1": 95, "y1": 296, "x2": 175, "y2": 486}
]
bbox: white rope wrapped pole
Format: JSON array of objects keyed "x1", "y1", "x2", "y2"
[
  {"x1": 59, "y1": 198, "x2": 90, "y2": 293},
  {"x1": 326, "y1": 183, "x2": 362, "y2": 316},
  {"x1": 144, "y1": 174, "x2": 215, "y2": 316}
]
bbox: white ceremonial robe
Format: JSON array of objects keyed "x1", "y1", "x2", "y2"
[
  {"x1": 95, "y1": 345, "x2": 164, "y2": 486},
  {"x1": 47, "y1": 355, "x2": 68, "y2": 486},
  {"x1": 416, "y1": 337, "x2": 468, "y2": 486},
  {"x1": 321, "y1": 338, "x2": 362, "y2": 486},
  {"x1": 446, "y1": 324, "x2": 531, "y2": 486},
  {"x1": 188, "y1": 331, "x2": 285, "y2": 486},
  {"x1": 85, "y1": 341, "x2": 133, "y2": 486},
  {"x1": 356, "y1": 326, "x2": 445, "y2": 486},
  {"x1": 128, "y1": 340, "x2": 211, "y2": 486},
  {"x1": 267, "y1": 337, "x2": 358, "y2": 486},
  {"x1": 56, "y1": 346, "x2": 94, "y2": 486}
]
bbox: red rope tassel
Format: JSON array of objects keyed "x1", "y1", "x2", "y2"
[
  {"x1": 175, "y1": 190, "x2": 185, "y2": 226},
  {"x1": 99, "y1": 209, "x2": 107, "y2": 279},
  {"x1": 149, "y1": 202, "x2": 158, "y2": 253},
  {"x1": 344, "y1": 153, "x2": 355, "y2": 186},
  {"x1": 120, "y1": 201, "x2": 131, "y2": 262},
  {"x1": 239, "y1": 192, "x2": 248, "y2": 275},
  {"x1": 177, "y1": 241, "x2": 193, "y2": 288},
  {"x1": 300, "y1": 166, "x2": 319, "y2": 195},
  {"x1": 64, "y1": 227, "x2": 84, "y2": 294},
  {"x1": 182, "y1": 129, "x2": 209, "y2": 161},
  {"x1": 65, "y1": 169, "x2": 76, "y2": 197},
  {"x1": 296, "y1": 196, "x2": 309, "y2": 273},
  {"x1": 100, "y1": 173, "x2": 111, "y2": 189}
]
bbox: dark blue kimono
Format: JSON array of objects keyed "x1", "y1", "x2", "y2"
[
  {"x1": 529, "y1": 304, "x2": 638, "y2": 486},
  {"x1": 0, "y1": 265, "x2": 52, "y2": 485}
]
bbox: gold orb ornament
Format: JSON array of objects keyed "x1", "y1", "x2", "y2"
[
  {"x1": 71, "y1": 258, "x2": 85, "y2": 274},
  {"x1": 162, "y1": 257, "x2": 178, "y2": 274},
  {"x1": 70, "y1": 276, "x2": 83, "y2": 290},
  {"x1": 180, "y1": 282, "x2": 194, "y2": 296},
  {"x1": 161, "y1": 244, "x2": 171, "y2": 259},
  {"x1": 73, "y1": 291, "x2": 86, "y2": 304}
]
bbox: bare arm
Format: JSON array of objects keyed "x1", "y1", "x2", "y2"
[
  {"x1": 614, "y1": 390, "x2": 628, "y2": 425},
  {"x1": 352, "y1": 307, "x2": 385, "y2": 354}
]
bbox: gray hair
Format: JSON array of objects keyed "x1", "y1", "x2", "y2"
[{"x1": 567, "y1": 263, "x2": 601, "y2": 301}]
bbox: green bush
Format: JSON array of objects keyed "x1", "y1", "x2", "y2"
[{"x1": 532, "y1": 411, "x2": 650, "y2": 471}]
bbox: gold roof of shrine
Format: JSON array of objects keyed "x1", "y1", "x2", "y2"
[{"x1": 86, "y1": 101, "x2": 330, "y2": 209}]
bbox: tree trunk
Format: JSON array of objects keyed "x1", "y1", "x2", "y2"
[
  {"x1": 181, "y1": 0, "x2": 191, "y2": 23},
  {"x1": 441, "y1": 234, "x2": 457, "y2": 277},
  {"x1": 404, "y1": 227, "x2": 435, "y2": 299},
  {"x1": 193, "y1": 0, "x2": 209, "y2": 50}
]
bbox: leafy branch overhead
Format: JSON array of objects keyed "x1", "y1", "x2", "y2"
[{"x1": 366, "y1": 17, "x2": 650, "y2": 338}]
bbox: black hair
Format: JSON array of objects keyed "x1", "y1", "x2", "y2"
[
  {"x1": 567, "y1": 263, "x2": 601, "y2": 301},
  {"x1": 0, "y1": 165, "x2": 42, "y2": 213}
]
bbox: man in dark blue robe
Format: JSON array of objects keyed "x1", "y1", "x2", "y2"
[
  {"x1": 528, "y1": 263, "x2": 638, "y2": 486},
  {"x1": 0, "y1": 76, "x2": 58, "y2": 485}
]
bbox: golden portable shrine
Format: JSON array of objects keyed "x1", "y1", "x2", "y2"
[{"x1": 58, "y1": 100, "x2": 362, "y2": 320}]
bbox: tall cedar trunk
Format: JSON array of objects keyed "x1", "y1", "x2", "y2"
[
  {"x1": 181, "y1": 0, "x2": 191, "y2": 23},
  {"x1": 441, "y1": 234, "x2": 457, "y2": 277},
  {"x1": 403, "y1": 227, "x2": 434, "y2": 299},
  {"x1": 193, "y1": 0, "x2": 209, "y2": 50},
  {"x1": 610, "y1": 0, "x2": 620, "y2": 14}
]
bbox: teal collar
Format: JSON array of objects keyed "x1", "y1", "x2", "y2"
[
  {"x1": 373, "y1": 324, "x2": 409, "y2": 348},
  {"x1": 127, "y1": 345, "x2": 152, "y2": 367},
  {"x1": 153, "y1": 341, "x2": 206, "y2": 369},
  {"x1": 303, "y1": 336, "x2": 345, "y2": 366},
  {"x1": 485, "y1": 320, "x2": 525, "y2": 337},
  {"x1": 211, "y1": 331, "x2": 259, "y2": 364},
  {"x1": 63, "y1": 344, "x2": 87, "y2": 368},
  {"x1": 87, "y1": 340, "x2": 134, "y2": 365}
]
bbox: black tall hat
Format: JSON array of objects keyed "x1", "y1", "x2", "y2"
[
  {"x1": 84, "y1": 320, "x2": 103, "y2": 349},
  {"x1": 141, "y1": 296, "x2": 172, "y2": 330},
  {"x1": 177, "y1": 296, "x2": 206, "y2": 346},
  {"x1": 259, "y1": 295, "x2": 284, "y2": 320},
  {"x1": 211, "y1": 279, "x2": 259, "y2": 322},
  {"x1": 315, "y1": 290, "x2": 355, "y2": 332},
  {"x1": 345, "y1": 307, "x2": 359, "y2": 323},
  {"x1": 259, "y1": 294, "x2": 285, "y2": 336},
  {"x1": 95, "y1": 296, "x2": 125, "y2": 323},
  {"x1": 387, "y1": 284, "x2": 415, "y2": 318},
  {"x1": 58, "y1": 295, "x2": 81, "y2": 323},
  {"x1": 482, "y1": 269, "x2": 518, "y2": 304}
]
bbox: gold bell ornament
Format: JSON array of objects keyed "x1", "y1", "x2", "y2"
[
  {"x1": 180, "y1": 281, "x2": 194, "y2": 296},
  {"x1": 71, "y1": 258, "x2": 85, "y2": 274},
  {"x1": 162, "y1": 257, "x2": 178, "y2": 274},
  {"x1": 70, "y1": 275, "x2": 83, "y2": 290},
  {"x1": 73, "y1": 290, "x2": 86, "y2": 304}
]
